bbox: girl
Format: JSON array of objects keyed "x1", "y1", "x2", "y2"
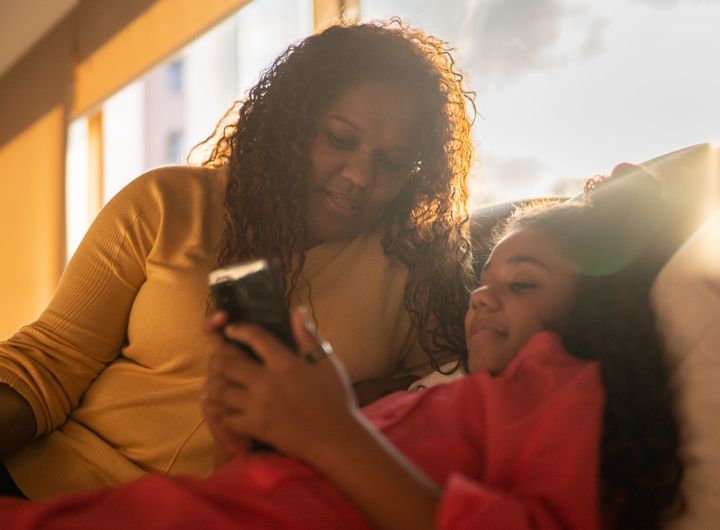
[{"x1": 0, "y1": 166, "x2": 682, "y2": 529}]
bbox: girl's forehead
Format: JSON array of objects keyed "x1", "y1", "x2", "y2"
[{"x1": 486, "y1": 227, "x2": 576, "y2": 273}]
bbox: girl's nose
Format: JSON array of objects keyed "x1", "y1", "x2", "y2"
[{"x1": 469, "y1": 285, "x2": 500, "y2": 312}]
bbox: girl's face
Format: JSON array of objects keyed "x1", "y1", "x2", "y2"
[
  {"x1": 304, "y1": 81, "x2": 419, "y2": 245},
  {"x1": 465, "y1": 227, "x2": 579, "y2": 374}
]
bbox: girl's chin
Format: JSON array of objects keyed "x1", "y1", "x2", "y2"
[
  {"x1": 466, "y1": 354, "x2": 487, "y2": 374},
  {"x1": 467, "y1": 346, "x2": 511, "y2": 375}
]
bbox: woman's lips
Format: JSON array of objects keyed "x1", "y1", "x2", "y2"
[{"x1": 322, "y1": 190, "x2": 359, "y2": 217}]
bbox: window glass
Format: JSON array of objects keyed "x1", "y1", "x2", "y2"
[
  {"x1": 362, "y1": 0, "x2": 720, "y2": 207},
  {"x1": 236, "y1": 0, "x2": 313, "y2": 95},
  {"x1": 104, "y1": 0, "x2": 311, "y2": 200},
  {"x1": 102, "y1": 78, "x2": 145, "y2": 203},
  {"x1": 65, "y1": 118, "x2": 90, "y2": 259}
]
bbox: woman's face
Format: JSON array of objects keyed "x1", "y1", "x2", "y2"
[
  {"x1": 305, "y1": 81, "x2": 419, "y2": 245},
  {"x1": 465, "y1": 227, "x2": 579, "y2": 374}
]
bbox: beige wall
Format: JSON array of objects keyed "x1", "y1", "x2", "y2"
[
  {"x1": 0, "y1": 12, "x2": 74, "y2": 338},
  {"x1": 0, "y1": 107, "x2": 67, "y2": 338}
]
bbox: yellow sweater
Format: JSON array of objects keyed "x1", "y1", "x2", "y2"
[{"x1": 0, "y1": 166, "x2": 425, "y2": 499}]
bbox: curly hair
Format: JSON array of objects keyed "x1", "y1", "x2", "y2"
[
  {"x1": 497, "y1": 167, "x2": 683, "y2": 529},
  {"x1": 193, "y1": 19, "x2": 476, "y2": 366}
]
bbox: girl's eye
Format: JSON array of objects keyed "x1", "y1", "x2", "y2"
[
  {"x1": 508, "y1": 282, "x2": 536, "y2": 294},
  {"x1": 326, "y1": 131, "x2": 355, "y2": 150}
]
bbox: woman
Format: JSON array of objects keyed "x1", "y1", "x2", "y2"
[
  {"x1": 0, "y1": 165, "x2": 683, "y2": 529},
  {"x1": 0, "y1": 20, "x2": 474, "y2": 499}
]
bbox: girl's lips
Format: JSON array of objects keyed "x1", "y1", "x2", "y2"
[
  {"x1": 470, "y1": 329, "x2": 503, "y2": 340},
  {"x1": 469, "y1": 322, "x2": 507, "y2": 338}
]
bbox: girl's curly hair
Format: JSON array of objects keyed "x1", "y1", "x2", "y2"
[
  {"x1": 497, "y1": 166, "x2": 683, "y2": 529},
  {"x1": 193, "y1": 19, "x2": 476, "y2": 367}
]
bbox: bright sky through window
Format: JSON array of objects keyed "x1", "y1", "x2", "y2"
[{"x1": 363, "y1": 0, "x2": 720, "y2": 206}]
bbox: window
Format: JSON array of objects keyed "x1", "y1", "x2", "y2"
[
  {"x1": 167, "y1": 60, "x2": 184, "y2": 93},
  {"x1": 167, "y1": 130, "x2": 185, "y2": 164}
]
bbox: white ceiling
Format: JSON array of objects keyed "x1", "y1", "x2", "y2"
[{"x1": 0, "y1": 0, "x2": 79, "y2": 77}]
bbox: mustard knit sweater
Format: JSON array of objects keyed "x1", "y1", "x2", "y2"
[{"x1": 0, "y1": 166, "x2": 425, "y2": 499}]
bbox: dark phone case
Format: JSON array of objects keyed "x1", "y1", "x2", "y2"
[
  {"x1": 209, "y1": 259, "x2": 293, "y2": 452},
  {"x1": 209, "y1": 259, "x2": 294, "y2": 362}
]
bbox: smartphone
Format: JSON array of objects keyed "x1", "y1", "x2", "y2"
[{"x1": 208, "y1": 258, "x2": 295, "y2": 362}]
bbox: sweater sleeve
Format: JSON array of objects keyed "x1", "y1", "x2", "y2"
[{"x1": 0, "y1": 172, "x2": 161, "y2": 436}]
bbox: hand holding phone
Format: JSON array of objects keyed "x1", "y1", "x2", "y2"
[{"x1": 208, "y1": 258, "x2": 294, "y2": 452}]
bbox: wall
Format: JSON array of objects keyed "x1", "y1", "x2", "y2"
[{"x1": 0, "y1": 13, "x2": 75, "y2": 338}]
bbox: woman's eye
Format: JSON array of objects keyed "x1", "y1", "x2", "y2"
[
  {"x1": 377, "y1": 155, "x2": 411, "y2": 174},
  {"x1": 326, "y1": 131, "x2": 355, "y2": 149},
  {"x1": 508, "y1": 282, "x2": 536, "y2": 294}
]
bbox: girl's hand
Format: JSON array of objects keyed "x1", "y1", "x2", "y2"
[
  {"x1": 204, "y1": 309, "x2": 441, "y2": 530},
  {"x1": 202, "y1": 307, "x2": 359, "y2": 463},
  {"x1": 202, "y1": 311, "x2": 252, "y2": 466}
]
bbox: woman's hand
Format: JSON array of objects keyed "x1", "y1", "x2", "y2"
[{"x1": 202, "y1": 307, "x2": 359, "y2": 464}]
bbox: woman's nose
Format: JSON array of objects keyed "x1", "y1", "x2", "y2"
[
  {"x1": 469, "y1": 285, "x2": 500, "y2": 311},
  {"x1": 340, "y1": 152, "x2": 374, "y2": 188}
]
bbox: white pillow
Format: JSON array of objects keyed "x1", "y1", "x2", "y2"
[
  {"x1": 407, "y1": 361, "x2": 465, "y2": 391},
  {"x1": 651, "y1": 210, "x2": 720, "y2": 529}
]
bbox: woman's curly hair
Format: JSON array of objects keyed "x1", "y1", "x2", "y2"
[
  {"x1": 497, "y1": 166, "x2": 684, "y2": 529},
  {"x1": 193, "y1": 19, "x2": 476, "y2": 367}
]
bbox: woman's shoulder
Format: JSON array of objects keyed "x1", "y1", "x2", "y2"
[
  {"x1": 121, "y1": 165, "x2": 227, "y2": 199},
  {"x1": 103, "y1": 165, "x2": 227, "y2": 217}
]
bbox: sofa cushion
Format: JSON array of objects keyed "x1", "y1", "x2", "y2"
[{"x1": 651, "y1": 211, "x2": 720, "y2": 529}]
